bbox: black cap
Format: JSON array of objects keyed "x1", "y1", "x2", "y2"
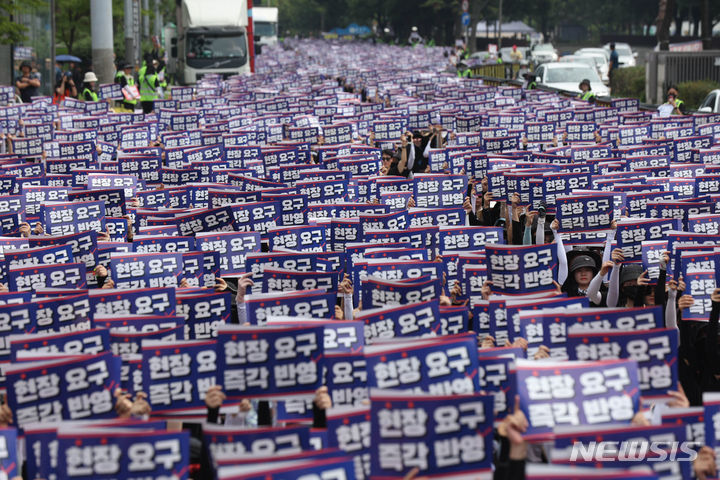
[
  {"x1": 123, "y1": 63, "x2": 133, "y2": 70},
  {"x1": 579, "y1": 78, "x2": 591, "y2": 89},
  {"x1": 20, "y1": 61, "x2": 31, "y2": 69},
  {"x1": 570, "y1": 254, "x2": 598, "y2": 273},
  {"x1": 620, "y1": 263, "x2": 644, "y2": 285}
]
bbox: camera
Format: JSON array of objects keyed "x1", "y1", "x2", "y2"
[{"x1": 538, "y1": 203, "x2": 546, "y2": 218}]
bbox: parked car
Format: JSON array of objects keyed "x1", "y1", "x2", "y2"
[
  {"x1": 530, "y1": 43, "x2": 558, "y2": 64},
  {"x1": 698, "y1": 89, "x2": 720, "y2": 113},
  {"x1": 603, "y1": 42, "x2": 637, "y2": 68},
  {"x1": 559, "y1": 54, "x2": 601, "y2": 71},
  {"x1": 533, "y1": 62, "x2": 610, "y2": 97},
  {"x1": 574, "y1": 50, "x2": 610, "y2": 84}
]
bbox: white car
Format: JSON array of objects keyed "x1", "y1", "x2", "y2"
[
  {"x1": 698, "y1": 89, "x2": 720, "y2": 113},
  {"x1": 603, "y1": 42, "x2": 637, "y2": 68},
  {"x1": 533, "y1": 62, "x2": 610, "y2": 97},
  {"x1": 575, "y1": 51, "x2": 609, "y2": 84},
  {"x1": 530, "y1": 44, "x2": 558, "y2": 64},
  {"x1": 558, "y1": 55, "x2": 597, "y2": 70},
  {"x1": 575, "y1": 47, "x2": 609, "y2": 61}
]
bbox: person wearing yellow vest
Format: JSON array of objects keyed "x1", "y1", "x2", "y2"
[
  {"x1": 577, "y1": 78, "x2": 596, "y2": 103},
  {"x1": 81, "y1": 72, "x2": 99, "y2": 102},
  {"x1": 666, "y1": 85, "x2": 687, "y2": 115},
  {"x1": 138, "y1": 63, "x2": 158, "y2": 114},
  {"x1": 115, "y1": 63, "x2": 137, "y2": 111}
]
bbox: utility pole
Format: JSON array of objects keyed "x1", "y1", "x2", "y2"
[
  {"x1": 90, "y1": 0, "x2": 115, "y2": 83},
  {"x1": 143, "y1": 0, "x2": 149, "y2": 38},
  {"x1": 124, "y1": 0, "x2": 136, "y2": 65},
  {"x1": 154, "y1": 0, "x2": 162, "y2": 38},
  {"x1": 247, "y1": 0, "x2": 255, "y2": 72}
]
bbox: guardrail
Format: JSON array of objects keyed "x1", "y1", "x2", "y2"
[
  {"x1": 646, "y1": 50, "x2": 720, "y2": 104},
  {"x1": 468, "y1": 63, "x2": 521, "y2": 79},
  {"x1": 470, "y1": 73, "x2": 663, "y2": 112}
]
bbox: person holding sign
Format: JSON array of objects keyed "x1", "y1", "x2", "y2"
[
  {"x1": 577, "y1": 78, "x2": 596, "y2": 103},
  {"x1": 658, "y1": 86, "x2": 686, "y2": 117},
  {"x1": 81, "y1": 71, "x2": 99, "y2": 102},
  {"x1": 115, "y1": 63, "x2": 138, "y2": 111}
]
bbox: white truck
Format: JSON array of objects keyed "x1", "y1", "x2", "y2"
[
  {"x1": 169, "y1": 0, "x2": 251, "y2": 85},
  {"x1": 253, "y1": 6, "x2": 278, "y2": 49}
]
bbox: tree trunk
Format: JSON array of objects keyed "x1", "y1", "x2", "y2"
[
  {"x1": 701, "y1": 0, "x2": 711, "y2": 49},
  {"x1": 656, "y1": 0, "x2": 675, "y2": 51}
]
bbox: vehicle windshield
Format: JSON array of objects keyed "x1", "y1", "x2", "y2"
[
  {"x1": 187, "y1": 32, "x2": 247, "y2": 59},
  {"x1": 254, "y1": 21, "x2": 276, "y2": 37},
  {"x1": 535, "y1": 44, "x2": 553, "y2": 52},
  {"x1": 616, "y1": 46, "x2": 633, "y2": 56},
  {"x1": 560, "y1": 56, "x2": 595, "y2": 67},
  {"x1": 584, "y1": 54, "x2": 607, "y2": 65},
  {"x1": 545, "y1": 66, "x2": 601, "y2": 83}
]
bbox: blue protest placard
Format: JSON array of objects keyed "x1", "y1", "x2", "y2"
[
  {"x1": 245, "y1": 290, "x2": 336, "y2": 326},
  {"x1": 5, "y1": 352, "x2": 121, "y2": 426},
  {"x1": 370, "y1": 390, "x2": 493, "y2": 478},
  {"x1": 204, "y1": 424, "x2": 311, "y2": 461},
  {"x1": 196, "y1": 231, "x2": 261, "y2": 275},
  {"x1": 142, "y1": 339, "x2": 218, "y2": 413},
  {"x1": 364, "y1": 333, "x2": 480, "y2": 395},
  {"x1": 567, "y1": 328, "x2": 678, "y2": 401},
  {"x1": 175, "y1": 206, "x2": 236, "y2": 236},
  {"x1": 486, "y1": 243, "x2": 558, "y2": 295},
  {"x1": 216, "y1": 324, "x2": 324, "y2": 399},
  {"x1": 556, "y1": 194, "x2": 614, "y2": 231},
  {"x1": 110, "y1": 326, "x2": 184, "y2": 356},
  {"x1": 7, "y1": 262, "x2": 86, "y2": 291},
  {"x1": 110, "y1": 252, "x2": 183, "y2": 289},
  {"x1": 268, "y1": 225, "x2": 326, "y2": 252},
  {"x1": 56, "y1": 429, "x2": 189, "y2": 480},
  {"x1": 357, "y1": 300, "x2": 441, "y2": 343},
  {"x1": 360, "y1": 276, "x2": 441, "y2": 309},
  {"x1": 89, "y1": 287, "x2": 176, "y2": 317},
  {"x1": 10, "y1": 328, "x2": 109, "y2": 360},
  {"x1": 516, "y1": 358, "x2": 640, "y2": 439},
  {"x1": 616, "y1": 218, "x2": 681, "y2": 261},
  {"x1": 28, "y1": 230, "x2": 98, "y2": 270},
  {"x1": 41, "y1": 200, "x2": 106, "y2": 236}
]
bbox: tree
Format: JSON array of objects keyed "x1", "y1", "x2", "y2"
[
  {"x1": 0, "y1": 0, "x2": 46, "y2": 45},
  {"x1": 55, "y1": 0, "x2": 90, "y2": 55},
  {"x1": 656, "y1": 0, "x2": 675, "y2": 50}
]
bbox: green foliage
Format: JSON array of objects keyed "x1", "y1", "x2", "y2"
[
  {"x1": 55, "y1": 0, "x2": 174, "y2": 62},
  {"x1": 0, "y1": 0, "x2": 46, "y2": 45},
  {"x1": 55, "y1": 0, "x2": 90, "y2": 56},
  {"x1": 677, "y1": 79, "x2": 720, "y2": 110},
  {"x1": 611, "y1": 66, "x2": 646, "y2": 102}
]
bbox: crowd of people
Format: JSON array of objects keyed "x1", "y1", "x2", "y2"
[
  {"x1": 14, "y1": 52, "x2": 168, "y2": 114},
  {"x1": 0, "y1": 38, "x2": 718, "y2": 479}
]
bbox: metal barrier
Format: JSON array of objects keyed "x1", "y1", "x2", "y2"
[
  {"x1": 469, "y1": 63, "x2": 521, "y2": 80},
  {"x1": 473, "y1": 74, "x2": 661, "y2": 111},
  {"x1": 646, "y1": 50, "x2": 720, "y2": 104}
]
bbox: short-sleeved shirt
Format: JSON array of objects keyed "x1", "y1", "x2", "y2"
[
  {"x1": 15, "y1": 73, "x2": 40, "y2": 103},
  {"x1": 610, "y1": 50, "x2": 619, "y2": 70}
]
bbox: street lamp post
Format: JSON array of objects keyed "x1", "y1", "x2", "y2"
[{"x1": 90, "y1": 0, "x2": 115, "y2": 83}]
